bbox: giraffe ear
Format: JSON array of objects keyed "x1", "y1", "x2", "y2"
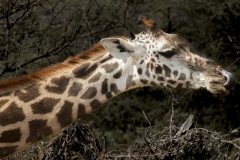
[{"x1": 100, "y1": 38, "x2": 135, "y2": 59}]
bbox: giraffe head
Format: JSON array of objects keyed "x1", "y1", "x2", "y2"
[{"x1": 100, "y1": 14, "x2": 235, "y2": 95}]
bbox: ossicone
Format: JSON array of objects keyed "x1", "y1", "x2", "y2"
[{"x1": 136, "y1": 14, "x2": 159, "y2": 34}]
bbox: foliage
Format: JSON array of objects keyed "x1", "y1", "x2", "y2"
[{"x1": 0, "y1": 0, "x2": 142, "y2": 80}]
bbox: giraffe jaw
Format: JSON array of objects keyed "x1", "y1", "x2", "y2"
[{"x1": 189, "y1": 72, "x2": 207, "y2": 89}]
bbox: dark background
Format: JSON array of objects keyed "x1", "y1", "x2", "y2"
[{"x1": 0, "y1": 0, "x2": 239, "y2": 151}]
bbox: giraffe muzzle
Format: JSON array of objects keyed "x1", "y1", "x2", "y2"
[{"x1": 219, "y1": 68, "x2": 235, "y2": 90}]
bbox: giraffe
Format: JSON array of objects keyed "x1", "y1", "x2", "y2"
[{"x1": 0, "y1": 14, "x2": 235, "y2": 158}]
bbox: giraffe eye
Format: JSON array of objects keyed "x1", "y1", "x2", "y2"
[{"x1": 158, "y1": 49, "x2": 177, "y2": 58}]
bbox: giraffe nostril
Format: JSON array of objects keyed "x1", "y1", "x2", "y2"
[{"x1": 219, "y1": 68, "x2": 235, "y2": 90}]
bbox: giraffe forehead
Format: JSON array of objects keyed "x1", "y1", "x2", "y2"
[
  {"x1": 135, "y1": 32, "x2": 155, "y2": 42},
  {"x1": 133, "y1": 31, "x2": 199, "y2": 57},
  {"x1": 134, "y1": 32, "x2": 177, "y2": 54}
]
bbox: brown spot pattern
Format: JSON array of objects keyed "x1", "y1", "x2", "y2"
[
  {"x1": 100, "y1": 56, "x2": 113, "y2": 63},
  {"x1": 56, "y1": 100, "x2": 73, "y2": 128},
  {"x1": 190, "y1": 71, "x2": 193, "y2": 80},
  {"x1": 113, "y1": 69, "x2": 122, "y2": 79},
  {"x1": 90, "y1": 99, "x2": 101, "y2": 110},
  {"x1": 150, "y1": 63, "x2": 154, "y2": 71},
  {"x1": 31, "y1": 98, "x2": 60, "y2": 114},
  {"x1": 0, "y1": 128, "x2": 21, "y2": 143},
  {"x1": 0, "y1": 146, "x2": 18, "y2": 158},
  {"x1": 151, "y1": 81, "x2": 157, "y2": 85},
  {"x1": 102, "y1": 62, "x2": 119, "y2": 73},
  {"x1": 137, "y1": 68, "x2": 142, "y2": 75},
  {"x1": 145, "y1": 70, "x2": 150, "y2": 77},
  {"x1": 168, "y1": 80, "x2": 176, "y2": 85},
  {"x1": 14, "y1": 85, "x2": 40, "y2": 102},
  {"x1": 0, "y1": 102, "x2": 25, "y2": 126},
  {"x1": 195, "y1": 58, "x2": 204, "y2": 66},
  {"x1": 195, "y1": 58, "x2": 199, "y2": 66},
  {"x1": 173, "y1": 70, "x2": 178, "y2": 78},
  {"x1": 157, "y1": 77, "x2": 164, "y2": 81},
  {"x1": 89, "y1": 72, "x2": 102, "y2": 83},
  {"x1": 140, "y1": 79, "x2": 148, "y2": 84},
  {"x1": 186, "y1": 81, "x2": 191, "y2": 88},
  {"x1": 110, "y1": 83, "x2": 121, "y2": 94},
  {"x1": 77, "y1": 103, "x2": 86, "y2": 118},
  {"x1": 178, "y1": 73, "x2": 186, "y2": 80},
  {"x1": 101, "y1": 78, "x2": 108, "y2": 94},
  {"x1": 176, "y1": 83, "x2": 183, "y2": 88},
  {"x1": 81, "y1": 87, "x2": 97, "y2": 99},
  {"x1": 163, "y1": 65, "x2": 171, "y2": 77},
  {"x1": 26, "y1": 119, "x2": 53, "y2": 143},
  {"x1": 155, "y1": 65, "x2": 162, "y2": 74},
  {"x1": 146, "y1": 63, "x2": 150, "y2": 70},
  {"x1": 106, "y1": 92, "x2": 113, "y2": 99},
  {"x1": 73, "y1": 62, "x2": 98, "y2": 79},
  {"x1": 68, "y1": 82, "x2": 82, "y2": 97},
  {"x1": 45, "y1": 76, "x2": 70, "y2": 94}
]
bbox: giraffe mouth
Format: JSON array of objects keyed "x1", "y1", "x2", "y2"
[{"x1": 219, "y1": 68, "x2": 235, "y2": 90}]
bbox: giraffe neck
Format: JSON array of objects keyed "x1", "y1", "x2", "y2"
[{"x1": 0, "y1": 50, "x2": 142, "y2": 157}]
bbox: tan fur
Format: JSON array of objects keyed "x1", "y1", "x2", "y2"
[
  {"x1": 0, "y1": 42, "x2": 107, "y2": 95},
  {"x1": 0, "y1": 36, "x2": 128, "y2": 95}
]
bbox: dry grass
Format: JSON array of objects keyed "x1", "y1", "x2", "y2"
[{"x1": 4, "y1": 115, "x2": 240, "y2": 160}]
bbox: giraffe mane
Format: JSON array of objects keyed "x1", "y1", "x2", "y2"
[{"x1": 0, "y1": 36, "x2": 128, "y2": 95}]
